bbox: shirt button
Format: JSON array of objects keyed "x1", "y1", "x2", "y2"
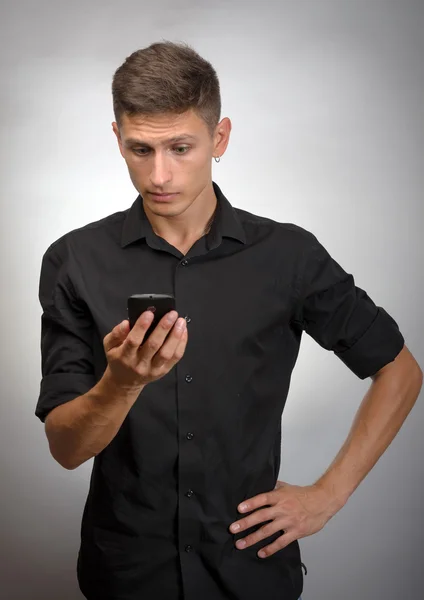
[
  {"x1": 181, "y1": 259, "x2": 189, "y2": 266},
  {"x1": 184, "y1": 315, "x2": 191, "y2": 323},
  {"x1": 185, "y1": 489, "x2": 194, "y2": 498},
  {"x1": 185, "y1": 374, "x2": 193, "y2": 383},
  {"x1": 185, "y1": 545, "x2": 193, "y2": 553},
  {"x1": 186, "y1": 432, "x2": 194, "y2": 440}
]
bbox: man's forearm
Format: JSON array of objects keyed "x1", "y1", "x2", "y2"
[
  {"x1": 45, "y1": 368, "x2": 144, "y2": 470},
  {"x1": 313, "y1": 352, "x2": 422, "y2": 513}
]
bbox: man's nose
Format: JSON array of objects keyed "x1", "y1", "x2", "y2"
[{"x1": 150, "y1": 153, "x2": 172, "y2": 187}]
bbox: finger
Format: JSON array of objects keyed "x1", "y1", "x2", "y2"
[
  {"x1": 175, "y1": 325, "x2": 189, "y2": 354},
  {"x1": 237, "y1": 491, "x2": 274, "y2": 515},
  {"x1": 150, "y1": 318, "x2": 187, "y2": 372},
  {"x1": 137, "y1": 311, "x2": 179, "y2": 363},
  {"x1": 235, "y1": 519, "x2": 285, "y2": 550},
  {"x1": 156, "y1": 325, "x2": 188, "y2": 372},
  {"x1": 257, "y1": 531, "x2": 297, "y2": 559},
  {"x1": 121, "y1": 310, "x2": 156, "y2": 359},
  {"x1": 166, "y1": 326, "x2": 189, "y2": 366},
  {"x1": 230, "y1": 507, "x2": 275, "y2": 535},
  {"x1": 103, "y1": 320, "x2": 129, "y2": 353}
]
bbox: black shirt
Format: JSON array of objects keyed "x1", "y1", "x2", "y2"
[{"x1": 36, "y1": 181, "x2": 404, "y2": 600}]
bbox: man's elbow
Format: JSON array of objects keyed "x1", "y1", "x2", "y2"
[{"x1": 44, "y1": 412, "x2": 76, "y2": 470}]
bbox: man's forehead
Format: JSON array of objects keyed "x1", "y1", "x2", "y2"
[
  {"x1": 123, "y1": 133, "x2": 199, "y2": 147},
  {"x1": 119, "y1": 110, "x2": 204, "y2": 145}
]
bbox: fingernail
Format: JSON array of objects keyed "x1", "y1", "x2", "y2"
[
  {"x1": 236, "y1": 540, "x2": 246, "y2": 549},
  {"x1": 231, "y1": 523, "x2": 240, "y2": 532},
  {"x1": 239, "y1": 503, "x2": 248, "y2": 512},
  {"x1": 167, "y1": 311, "x2": 177, "y2": 323},
  {"x1": 176, "y1": 318, "x2": 186, "y2": 331}
]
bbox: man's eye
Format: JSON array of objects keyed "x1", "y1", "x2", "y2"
[
  {"x1": 173, "y1": 146, "x2": 190, "y2": 154},
  {"x1": 132, "y1": 146, "x2": 190, "y2": 156}
]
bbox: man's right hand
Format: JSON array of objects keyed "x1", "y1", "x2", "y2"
[{"x1": 102, "y1": 310, "x2": 188, "y2": 392}]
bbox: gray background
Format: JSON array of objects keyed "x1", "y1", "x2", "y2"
[{"x1": 1, "y1": 1, "x2": 423, "y2": 598}]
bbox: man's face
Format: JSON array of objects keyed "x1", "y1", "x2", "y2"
[{"x1": 112, "y1": 109, "x2": 230, "y2": 218}]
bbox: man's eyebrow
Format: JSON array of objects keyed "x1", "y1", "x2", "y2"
[{"x1": 124, "y1": 134, "x2": 198, "y2": 147}]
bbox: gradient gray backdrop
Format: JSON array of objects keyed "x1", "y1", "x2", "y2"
[{"x1": 1, "y1": 1, "x2": 423, "y2": 599}]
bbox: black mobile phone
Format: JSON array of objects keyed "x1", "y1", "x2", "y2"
[{"x1": 127, "y1": 294, "x2": 176, "y2": 343}]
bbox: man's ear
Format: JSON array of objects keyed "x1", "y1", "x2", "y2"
[
  {"x1": 213, "y1": 117, "x2": 231, "y2": 159},
  {"x1": 112, "y1": 122, "x2": 124, "y2": 158}
]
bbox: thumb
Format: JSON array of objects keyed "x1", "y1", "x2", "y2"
[{"x1": 104, "y1": 320, "x2": 129, "y2": 353}]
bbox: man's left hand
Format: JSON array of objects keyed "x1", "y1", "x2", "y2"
[{"x1": 229, "y1": 481, "x2": 341, "y2": 559}]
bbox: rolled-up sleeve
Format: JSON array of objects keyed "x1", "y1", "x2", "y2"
[
  {"x1": 292, "y1": 232, "x2": 405, "y2": 379},
  {"x1": 35, "y1": 242, "x2": 96, "y2": 423}
]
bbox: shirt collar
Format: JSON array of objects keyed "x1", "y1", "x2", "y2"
[{"x1": 121, "y1": 181, "x2": 246, "y2": 249}]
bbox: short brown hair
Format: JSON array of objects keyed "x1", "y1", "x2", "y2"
[{"x1": 112, "y1": 40, "x2": 221, "y2": 139}]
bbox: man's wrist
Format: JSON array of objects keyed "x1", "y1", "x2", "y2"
[
  {"x1": 96, "y1": 366, "x2": 145, "y2": 405},
  {"x1": 312, "y1": 479, "x2": 349, "y2": 517}
]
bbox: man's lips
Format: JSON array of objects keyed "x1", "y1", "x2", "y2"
[
  {"x1": 150, "y1": 192, "x2": 177, "y2": 195},
  {"x1": 149, "y1": 192, "x2": 179, "y2": 200}
]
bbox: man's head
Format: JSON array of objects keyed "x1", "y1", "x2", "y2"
[{"x1": 111, "y1": 41, "x2": 231, "y2": 218}]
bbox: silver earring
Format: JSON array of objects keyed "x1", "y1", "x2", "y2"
[{"x1": 214, "y1": 156, "x2": 221, "y2": 163}]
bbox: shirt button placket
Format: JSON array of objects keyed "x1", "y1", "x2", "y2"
[
  {"x1": 176, "y1": 253, "x2": 200, "y2": 585},
  {"x1": 184, "y1": 373, "x2": 194, "y2": 550}
]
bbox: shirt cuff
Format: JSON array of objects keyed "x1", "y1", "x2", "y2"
[
  {"x1": 35, "y1": 372, "x2": 96, "y2": 423},
  {"x1": 335, "y1": 307, "x2": 405, "y2": 379}
]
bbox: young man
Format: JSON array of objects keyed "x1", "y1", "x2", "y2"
[{"x1": 36, "y1": 41, "x2": 422, "y2": 600}]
